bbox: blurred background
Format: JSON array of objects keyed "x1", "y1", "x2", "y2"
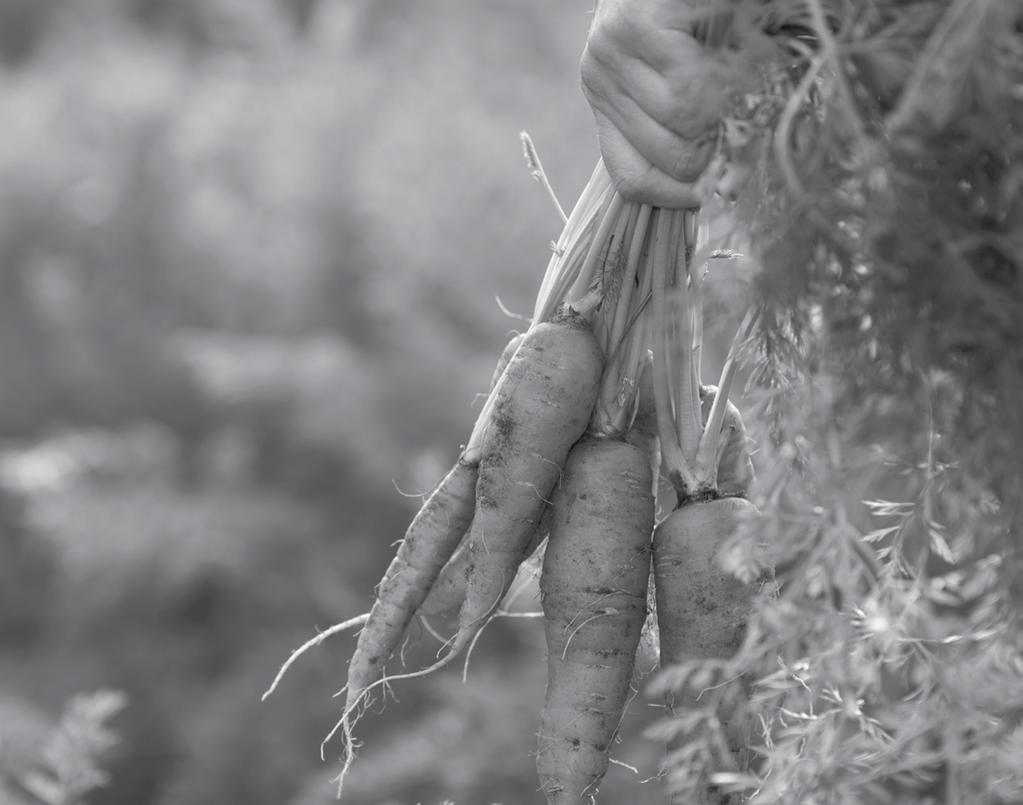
[{"x1": 0, "y1": 2, "x2": 743, "y2": 803}]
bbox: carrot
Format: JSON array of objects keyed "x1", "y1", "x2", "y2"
[
  {"x1": 345, "y1": 327, "x2": 532, "y2": 705},
  {"x1": 419, "y1": 512, "x2": 548, "y2": 617},
  {"x1": 418, "y1": 330, "x2": 533, "y2": 619},
  {"x1": 653, "y1": 497, "x2": 760, "y2": 677},
  {"x1": 536, "y1": 436, "x2": 654, "y2": 804},
  {"x1": 343, "y1": 456, "x2": 478, "y2": 718},
  {"x1": 653, "y1": 496, "x2": 761, "y2": 805},
  {"x1": 449, "y1": 309, "x2": 603, "y2": 656}
]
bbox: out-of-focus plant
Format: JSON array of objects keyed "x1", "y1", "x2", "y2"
[
  {"x1": 0, "y1": 690, "x2": 125, "y2": 805},
  {"x1": 649, "y1": 2, "x2": 1023, "y2": 803}
]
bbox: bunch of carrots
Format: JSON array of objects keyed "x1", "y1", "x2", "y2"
[{"x1": 265, "y1": 145, "x2": 765, "y2": 804}]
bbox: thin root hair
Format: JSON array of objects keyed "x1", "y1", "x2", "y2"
[
  {"x1": 390, "y1": 478, "x2": 428, "y2": 501},
  {"x1": 418, "y1": 614, "x2": 451, "y2": 645},
  {"x1": 562, "y1": 609, "x2": 618, "y2": 661},
  {"x1": 608, "y1": 756, "x2": 640, "y2": 774},
  {"x1": 462, "y1": 615, "x2": 492, "y2": 683},
  {"x1": 516, "y1": 479, "x2": 554, "y2": 506},
  {"x1": 322, "y1": 649, "x2": 462, "y2": 784},
  {"x1": 260, "y1": 613, "x2": 370, "y2": 701},
  {"x1": 564, "y1": 591, "x2": 626, "y2": 631},
  {"x1": 495, "y1": 293, "x2": 531, "y2": 322}
]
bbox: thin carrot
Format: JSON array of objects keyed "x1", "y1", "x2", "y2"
[
  {"x1": 344, "y1": 456, "x2": 478, "y2": 716},
  {"x1": 416, "y1": 328, "x2": 533, "y2": 619}
]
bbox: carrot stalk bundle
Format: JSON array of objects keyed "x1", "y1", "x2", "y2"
[
  {"x1": 266, "y1": 141, "x2": 763, "y2": 804},
  {"x1": 537, "y1": 436, "x2": 655, "y2": 805}
]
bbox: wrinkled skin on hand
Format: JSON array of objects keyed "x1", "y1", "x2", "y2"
[{"x1": 581, "y1": 0, "x2": 734, "y2": 207}]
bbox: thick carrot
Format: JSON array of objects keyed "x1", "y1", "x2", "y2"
[
  {"x1": 344, "y1": 456, "x2": 478, "y2": 715},
  {"x1": 537, "y1": 436, "x2": 654, "y2": 804},
  {"x1": 653, "y1": 495, "x2": 761, "y2": 805},
  {"x1": 450, "y1": 310, "x2": 603, "y2": 654}
]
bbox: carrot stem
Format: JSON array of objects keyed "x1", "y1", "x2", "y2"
[
  {"x1": 694, "y1": 306, "x2": 759, "y2": 484},
  {"x1": 566, "y1": 192, "x2": 627, "y2": 306},
  {"x1": 533, "y1": 162, "x2": 614, "y2": 322},
  {"x1": 686, "y1": 211, "x2": 705, "y2": 385},
  {"x1": 592, "y1": 203, "x2": 654, "y2": 436},
  {"x1": 610, "y1": 204, "x2": 653, "y2": 353},
  {"x1": 520, "y1": 130, "x2": 568, "y2": 224},
  {"x1": 670, "y1": 210, "x2": 701, "y2": 465},
  {"x1": 594, "y1": 203, "x2": 636, "y2": 354},
  {"x1": 651, "y1": 210, "x2": 697, "y2": 496}
]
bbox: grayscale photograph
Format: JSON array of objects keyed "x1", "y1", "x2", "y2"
[{"x1": 1, "y1": 2, "x2": 1020, "y2": 804}]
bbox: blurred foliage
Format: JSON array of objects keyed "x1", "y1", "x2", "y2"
[
  {"x1": 651, "y1": 3, "x2": 1023, "y2": 803},
  {"x1": 0, "y1": 689, "x2": 125, "y2": 805},
  {"x1": 0, "y1": 1, "x2": 676, "y2": 803}
]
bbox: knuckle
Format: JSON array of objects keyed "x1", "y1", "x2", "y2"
[
  {"x1": 669, "y1": 137, "x2": 716, "y2": 183},
  {"x1": 579, "y1": 46, "x2": 600, "y2": 97},
  {"x1": 580, "y1": 27, "x2": 616, "y2": 91}
]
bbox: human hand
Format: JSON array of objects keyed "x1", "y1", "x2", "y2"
[{"x1": 581, "y1": 0, "x2": 734, "y2": 207}]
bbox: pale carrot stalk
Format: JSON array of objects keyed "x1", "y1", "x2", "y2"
[
  {"x1": 609, "y1": 204, "x2": 654, "y2": 356},
  {"x1": 694, "y1": 307, "x2": 759, "y2": 480},
  {"x1": 688, "y1": 215, "x2": 706, "y2": 386},
  {"x1": 650, "y1": 210, "x2": 698, "y2": 497},
  {"x1": 593, "y1": 203, "x2": 637, "y2": 355},
  {"x1": 520, "y1": 130, "x2": 568, "y2": 224},
  {"x1": 668, "y1": 209, "x2": 701, "y2": 464},
  {"x1": 699, "y1": 385, "x2": 755, "y2": 499},
  {"x1": 533, "y1": 161, "x2": 614, "y2": 322},
  {"x1": 556, "y1": 192, "x2": 627, "y2": 314},
  {"x1": 590, "y1": 207, "x2": 654, "y2": 438}
]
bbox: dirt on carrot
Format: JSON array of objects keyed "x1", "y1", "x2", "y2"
[
  {"x1": 537, "y1": 436, "x2": 654, "y2": 804},
  {"x1": 449, "y1": 310, "x2": 604, "y2": 656}
]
